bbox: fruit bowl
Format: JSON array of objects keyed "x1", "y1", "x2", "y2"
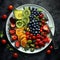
[{"x1": 6, "y1": 4, "x2": 55, "y2": 54}]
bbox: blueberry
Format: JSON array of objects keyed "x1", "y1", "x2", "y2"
[
  {"x1": 35, "y1": 22, "x2": 39, "y2": 25},
  {"x1": 35, "y1": 28, "x2": 40, "y2": 31},
  {"x1": 32, "y1": 20, "x2": 35, "y2": 23},
  {"x1": 35, "y1": 31, "x2": 38, "y2": 34},
  {"x1": 32, "y1": 28, "x2": 35, "y2": 31},
  {"x1": 32, "y1": 31, "x2": 35, "y2": 34},
  {"x1": 29, "y1": 27, "x2": 32, "y2": 30},
  {"x1": 33, "y1": 25, "x2": 36, "y2": 28},
  {"x1": 31, "y1": 24, "x2": 34, "y2": 26}
]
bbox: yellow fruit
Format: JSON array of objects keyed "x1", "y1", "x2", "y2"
[
  {"x1": 16, "y1": 28, "x2": 24, "y2": 36},
  {"x1": 14, "y1": 10, "x2": 23, "y2": 19},
  {"x1": 21, "y1": 38, "x2": 27, "y2": 47},
  {"x1": 20, "y1": 34, "x2": 26, "y2": 39}
]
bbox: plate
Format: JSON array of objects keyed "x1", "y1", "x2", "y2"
[{"x1": 6, "y1": 4, "x2": 55, "y2": 54}]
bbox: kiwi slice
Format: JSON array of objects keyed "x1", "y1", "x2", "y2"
[
  {"x1": 22, "y1": 17, "x2": 30, "y2": 24},
  {"x1": 23, "y1": 7, "x2": 30, "y2": 17},
  {"x1": 16, "y1": 20, "x2": 23, "y2": 28}
]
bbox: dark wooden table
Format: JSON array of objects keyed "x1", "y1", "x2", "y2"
[{"x1": 0, "y1": 0, "x2": 60, "y2": 60}]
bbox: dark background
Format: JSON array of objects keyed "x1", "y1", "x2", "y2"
[{"x1": 0, "y1": 0, "x2": 60, "y2": 60}]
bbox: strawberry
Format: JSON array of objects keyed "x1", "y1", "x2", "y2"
[{"x1": 15, "y1": 41, "x2": 20, "y2": 48}]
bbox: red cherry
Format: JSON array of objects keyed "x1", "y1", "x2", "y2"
[
  {"x1": 30, "y1": 33, "x2": 33, "y2": 37},
  {"x1": 35, "y1": 45, "x2": 39, "y2": 49},
  {"x1": 36, "y1": 34, "x2": 41, "y2": 39},
  {"x1": 46, "y1": 50, "x2": 51, "y2": 54},
  {"x1": 2, "y1": 14, "x2": 7, "y2": 19},
  {"x1": 29, "y1": 37, "x2": 32, "y2": 40},
  {"x1": 8, "y1": 5, "x2": 14, "y2": 10},
  {"x1": 39, "y1": 13, "x2": 44, "y2": 19},
  {"x1": 49, "y1": 45, "x2": 53, "y2": 49},
  {"x1": 13, "y1": 52, "x2": 19, "y2": 58},
  {"x1": 15, "y1": 41, "x2": 20, "y2": 48},
  {"x1": 26, "y1": 32, "x2": 30, "y2": 35},
  {"x1": 39, "y1": 41, "x2": 45, "y2": 46},
  {"x1": 35, "y1": 42, "x2": 38, "y2": 45},
  {"x1": 43, "y1": 37, "x2": 50, "y2": 43},
  {"x1": 36, "y1": 39, "x2": 41, "y2": 42},
  {"x1": 1, "y1": 39, "x2": 7, "y2": 44},
  {"x1": 32, "y1": 36, "x2": 36, "y2": 39}
]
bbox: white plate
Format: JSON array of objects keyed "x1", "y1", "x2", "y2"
[{"x1": 6, "y1": 4, "x2": 55, "y2": 54}]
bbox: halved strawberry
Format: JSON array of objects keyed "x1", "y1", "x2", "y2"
[
  {"x1": 9, "y1": 29, "x2": 15, "y2": 35},
  {"x1": 11, "y1": 35, "x2": 18, "y2": 41},
  {"x1": 15, "y1": 41, "x2": 20, "y2": 48},
  {"x1": 10, "y1": 23, "x2": 15, "y2": 28},
  {"x1": 10, "y1": 17, "x2": 16, "y2": 24},
  {"x1": 42, "y1": 25, "x2": 50, "y2": 33}
]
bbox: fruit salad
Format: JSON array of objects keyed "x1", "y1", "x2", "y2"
[{"x1": 9, "y1": 7, "x2": 50, "y2": 52}]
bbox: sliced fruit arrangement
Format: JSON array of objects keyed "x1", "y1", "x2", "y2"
[{"x1": 9, "y1": 7, "x2": 51, "y2": 52}]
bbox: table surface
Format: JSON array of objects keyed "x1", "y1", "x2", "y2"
[{"x1": 0, "y1": 0, "x2": 60, "y2": 60}]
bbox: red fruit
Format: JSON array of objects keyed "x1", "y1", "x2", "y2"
[
  {"x1": 13, "y1": 52, "x2": 19, "y2": 58},
  {"x1": 49, "y1": 45, "x2": 53, "y2": 49},
  {"x1": 10, "y1": 17, "x2": 16, "y2": 24},
  {"x1": 32, "y1": 36, "x2": 36, "y2": 39},
  {"x1": 9, "y1": 29, "x2": 15, "y2": 35},
  {"x1": 35, "y1": 45, "x2": 39, "y2": 49},
  {"x1": 8, "y1": 5, "x2": 14, "y2": 10},
  {"x1": 43, "y1": 37, "x2": 50, "y2": 43},
  {"x1": 26, "y1": 35, "x2": 29, "y2": 39},
  {"x1": 11, "y1": 35, "x2": 18, "y2": 41},
  {"x1": 39, "y1": 41, "x2": 45, "y2": 46},
  {"x1": 41, "y1": 20, "x2": 45, "y2": 24},
  {"x1": 30, "y1": 33, "x2": 33, "y2": 37},
  {"x1": 40, "y1": 29, "x2": 43, "y2": 32},
  {"x1": 35, "y1": 42, "x2": 38, "y2": 45},
  {"x1": 39, "y1": 13, "x2": 44, "y2": 19},
  {"x1": 1, "y1": 39, "x2": 7, "y2": 44},
  {"x1": 36, "y1": 39, "x2": 41, "y2": 42},
  {"x1": 15, "y1": 41, "x2": 20, "y2": 48},
  {"x1": 2, "y1": 14, "x2": 7, "y2": 19},
  {"x1": 29, "y1": 37, "x2": 32, "y2": 40},
  {"x1": 46, "y1": 50, "x2": 51, "y2": 54},
  {"x1": 43, "y1": 25, "x2": 49, "y2": 32},
  {"x1": 36, "y1": 34, "x2": 41, "y2": 39},
  {"x1": 26, "y1": 32, "x2": 30, "y2": 35},
  {"x1": 10, "y1": 23, "x2": 15, "y2": 28}
]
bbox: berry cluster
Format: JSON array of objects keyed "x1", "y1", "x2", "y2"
[{"x1": 29, "y1": 8, "x2": 41, "y2": 35}]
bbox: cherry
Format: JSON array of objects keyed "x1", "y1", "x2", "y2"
[
  {"x1": 49, "y1": 45, "x2": 53, "y2": 49},
  {"x1": 8, "y1": 5, "x2": 14, "y2": 10},
  {"x1": 2, "y1": 14, "x2": 7, "y2": 19},
  {"x1": 1, "y1": 39, "x2": 7, "y2": 44},
  {"x1": 12, "y1": 52, "x2": 19, "y2": 58},
  {"x1": 46, "y1": 50, "x2": 51, "y2": 54}
]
